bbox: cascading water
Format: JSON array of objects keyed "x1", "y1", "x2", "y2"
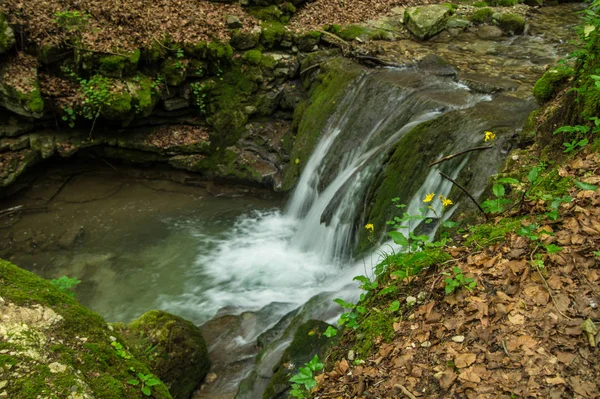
[{"x1": 160, "y1": 68, "x2": 493, "y2": 327}]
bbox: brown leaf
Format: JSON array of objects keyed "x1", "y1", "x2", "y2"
[{"x1": 454, "y1": 353, "x2": 476, "y2": 368}]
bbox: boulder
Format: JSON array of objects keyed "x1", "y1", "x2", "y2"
[
  {"x1": 226, "y1": 15, "x2": 243, "y2": 29},
  {"x1": 0, "y1": 13, "x2": 16, "y2": 54},
  {"x1": 0, "y1": 259, "x2": 173, "y2": 398},
  {"x1": 497, "y1": 13, "x2": 526, "y2": 36},
  {"x1": 404, "y1": 5, "x2": 451, "y2": 40},
  {"x1": 122, "y1": 310, "x2": 211, "y2": 399},
  {"x1": 0, "y1": 55, "x2": 44, "y2": 118}
]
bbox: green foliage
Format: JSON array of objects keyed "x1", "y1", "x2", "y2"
[
  {"x1": 471, "y1": 8, "x2": 494, "y2": 24},
  {"x1": 289, "y1": 355, "x2": 324, "y2": 398},
  {"x1": 473, "y1": 1, "x2": 488, "y2": 6},
  {"x1": 323, "y1": 326, "x2": 338, "y2": 338},
  {"x1": 49, "y1": 276, "x2": 81, "y2": 297},
  {"x1": 127, "y1": 370, "x2": 162, "y2": 397},
  {"x1": 111, "y1": 341, "x2": 132, "y2": 359},
  {"x1": 443, "y1": 266, "x2": 476, "y2": 294},
  {"x1": 54, "y1": 10, "x2": 90, "y2": 32},
  {"x1": 190, "y1": 82, "x2": 208, "y2": 113},
  {"x1": 481, "y1": 178, "x2": 517, "y2": 214}
]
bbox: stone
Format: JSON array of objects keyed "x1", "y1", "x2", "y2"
[
  {"x1": 57, "y1": 226, "x2": 84, "y2": 249},
  {"x1": 404, "y1": 5, "x2": 451, "y2": 40},
  {"x1": 230, "y1": 27, "x2": 260, "y2": 50},
  {"x1": 0, "y1": 55, "x2": 44, "y2": 118},
  {"x1": 123, "y1": 310, "x2": 211, "y2": 399},
  {"x1": 162, "y1": 97, "x2": 190, "y2": 112},
  {"x1": 446, "y1": 16, "x2": 471, "y2": 30},
  {"x1": 0, "y1": 14, "x2": 16, "y2": 54},
  {"x1": 418, "y1": 54, "x2": 457, "y2": 77},
  {"x1": 226, "y1": 15, "x2": 242, "y2": 29},
  {"x1": 476, "y1": 25, "x2": 504, "y2": 40}
]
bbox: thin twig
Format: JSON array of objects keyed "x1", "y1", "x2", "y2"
[
  {"x1": 438, "y1": 171, "x2": 489, "y2": 220},
  {"x1": 0, "y1": 205, "x2": 24, "y2": 218},
  {"x1": 429, "y1": 145, "x2": 493, "y2": 167},
  {"x1": 395, "y1": 384, "x2": 418, "y2": 399},
  {"x1": 300, "y1": 63, "x2": 321, "y2": 75}
]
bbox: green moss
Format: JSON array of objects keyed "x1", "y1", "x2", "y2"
[
  {"x1": 0, "y1": 13, "x2": 15, "y2": 52},
  {"x1": 249, "y1": 5, "x2": 282, "y2": 21},
  {"x1": 281, "y1": 57, "x2": 363, "y2": 191},
  {"x1": 207, "y1": 41, "x2": 233, "y2": 61},
  {"x1": 260, "y1": 21, "x2": 285, "y2": 49},
  {"x1": 471, "y1": 8, "x2": 494, "y2": 24},
  {"x1": 353, "y1": 310, "x2": 395, "y2": 357},
  {"x1": 497, "y1": 13, "x2": 526, "y2": 35},
  {"x1": 260, "y1": 54, "x2": 277, "y2": 69},
  {"x1": 473, "y1": 1, "x2": 488, "y2": 6},
  {"x1": 466, "y1": 217, "x2": 523, "y2": 246},
  {"x1": 498, "y1": 0, "x2": 518, "y2": 5},
  {"x1": 126, "y1": 73, "x2": 159, "y2": 117},
  {"x1": 0, "y1": 259, "x2": 172, "y2": 399},
  {"x1": 160, "y1": 57, "x2": 187, "y2": 86},
  {"x1": 337, "y1": 25, "x2": 371, "y2": 41},
  {"x1": 532, "y1": 66, "x2": 573, "y2": 103},
  {"x1": 244, "y1": 49, "x2": 263, "y2": 66},
  {"x1": 96, "y1": 50, "x2": 140, "y2": 77}
]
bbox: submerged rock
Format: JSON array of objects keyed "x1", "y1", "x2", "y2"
[{"x1": 120, "y1": 310, "x2": 211, "y2": 399}]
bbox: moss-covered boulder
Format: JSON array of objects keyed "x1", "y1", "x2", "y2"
[
  {"x1": 0, "y1": 55, "x2": 44, "y2": 118},
  {"x1": 533, "y1": 65, "x2": 573, "y2": 104},
  {"x1": 0, "y1": 13, "x2": 16, "y2": 54},
  {"x1": 231, "y1": 27, "x2": 261, "y2": 50},
  {"x1": 126, "y1": 73, "x2": 160, "y2": 117},
  {"x1": 0, "y1": 259, "x2": 173, "y2": 399},
  {"x1": 497, "y1": 13, "x2": 526, "y2": 35},
  {"x1": 120, "y1": 310, "x2": 211, "y2": 399},
  {"x1": 94, "y1": 50, "x2": 141, "y2": 78},
  {"x1": 263, "y1": 320, "x2": 336, "y2": 399},
  {"x1": 161, "y1": 57, "x2": 188, "y2": 86},
  {"x1": 295, "y1": 31, "x2": 322, "y2": 51},
  {"x1": 471, "y1": 8, "x2": 494, "y2": 25},
  {"x1": 404, "y1": 5, "x2": 451, "y2": 40},
  {"x1": 260, "y1": 21, "x2": 286, "y2": 49}
]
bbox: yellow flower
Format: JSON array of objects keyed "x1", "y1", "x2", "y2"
[
  {"x1": 365, "y1": 223, "x2": 374, "y2": 232},
  {"x1": 442, "y1": 198, "x2": 454, "y2": 208},
  {"x1": 423, "y1": 193, "x2": 435, "y2": 203},
  {"x1": 484, "y1": 131, "x2": 496, "y2": 142}
]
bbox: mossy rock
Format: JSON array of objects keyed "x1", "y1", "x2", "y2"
[
  {"x1": 471, "y1": 8, "x2": 494, "y2": 24},
  {"x1": 207, "y1": 41, "x2": 234, "y2": 62},
  {"x1": 0, "y1": 259, "x2": 173, "y2": 399},
  {"x1": 498, "y1": 0, "x2": 518, "y2": 6},
  {"x1": 260, "y1": 21, "x2": 286, "y2": 49},
  {"x1": 532, "y1": 66, "x2": 573, "y2": 104},
  {"x1": 95, "y1": 50, "x2": 141, "y2": 78},
  {"x1": 230, "y1": 28, "x2": 261, "y2": 50},
  {"x1": 404, "y1": 5, "x2": 451, "y2": 40},
  {"x1": 281, "y1": 56, "x2": 363, "y2": 191},
  {"x1": 101, "y1": 81, "x2": 133, "y2": 120},
  {"x1": 0, "y1": 13, "x2": 16, "y2": 54},
  {"x1": 207, "y1": 109, "x2": 248, "y2": 148},
  {"x1": 0, "y1": 58, "x2": 44, "y2": 118},
  {"x1": 262, "y1": 320, "x2": 336, "y2": 399},
  {"x1": 295, "y1": 30, "x2": 322, "y2": 51},
  {"x1": 121, "y1": 310, "x2": 210, "y2": 399},
  {"x1": 125, "y1": 73, "x2": 160, "y2": 117},
  {"x1": 243, "y1": 49, "x2": 263, "y2": 66},
  {"x1": 497, "y1": 13, "x2": 526, "y2": 35},
  {"x1": 161, "y1": 57, "x2": 188, "y2": 86}
]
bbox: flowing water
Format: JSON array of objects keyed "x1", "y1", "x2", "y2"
[{"x1": 0, "y1": 5, "x2": 583, "y2": 397}]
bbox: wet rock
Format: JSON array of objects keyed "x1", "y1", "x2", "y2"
[
  {"x1": 123, "y1": 310, "x2": 211, "y2": 399},
  {"x1": 263, "y1": 320, "x2": 337, "y2": 399},
  {"x1": 497, "y1": 13, "x2": 526, "y2": 36},
  {"x1": 57, "y1": 226, "x2": 84, "y2": 249},
  {"x1": 446, "y1": 16, "x2": 471, "y2": 30},
  {"x1": 404, "y1": 5, "x2": 451, "y2": 40},
  {"x1": 458, "y1": 72, "x2": 519, "y2": 94},
  {"x1": 0, "y1": 14, "x2": 15, "y2": 54},
  {"x1": 418, "y1": 54, "x2": 457, "y2": 77},
  {"x1": 476, "y1": 25, "x2": 504, "y2": 40}
]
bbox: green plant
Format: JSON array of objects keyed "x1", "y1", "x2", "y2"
[
  {"x1": 480, "y1": 177, "x2": 518, "y2": 214},
  {"x1": 54, "y1": 10, "x2": 91, "y2": 32},
  {"x1": 61, "y1": 107, "x2": 76, "y2": 128},
  {"x1": 50, "y1": 275, "x2": 81, "y2": 297},
  {"x1": 190, "y1": 82, "x2": 208, "y2": 113},
  {"x1": 127, "y1": 369, "x2": 162, "y2": 397},
  {"x1": 443, "y1": 266, "x2": 476, "y2": 294},
  {"x1": 111, "y1": 341, "x2": 131, "y2": 359},
  {"x1": 289, "y1": 355, "x2": 324, "y2": 398}
]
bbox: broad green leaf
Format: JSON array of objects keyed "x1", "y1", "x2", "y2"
[
  {"x1": 442, "y1": 220, "x2": 458, "y2": 228},
  {"x1": 492, "y1": 184, "x2": 505, "y2": 198},
  {"x1": 307, "y1": 354, "x2": 324, "y2": 371},
  {"x1": 142, "y1": 386, "x2": 152, "y2": 396},
  {"x1": 333, "y1": 298, "x2": 354, "y2": 309},
  {"x1": 528, "y1": 167, "x2": 539, "y2": 183},
  {"x1": 388, "y1": 231, "x2": 409, "y2": 246},
  {"x1": 388, "y1": 300, "x2": 400, "y2": 312},
  {"x1": 576, "y1": 181, "x2": 598, "y2": 191},
  {"x1": 324, "y1": 326, "x2": 338, "y2": 338},
  {"x1": 146, "y1": 379, "x2": 161, "y2": 387},
  {"x1": 127, "y1": 380, "x2": 139, "y2": 385},
  {"x1": 497, "y1": 177, "x2": 519, "y2": 185},
  {"x1": 377, "y1": 286, "x2": 396, "y2": 297}
]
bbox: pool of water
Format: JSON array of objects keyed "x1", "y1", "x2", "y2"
[{"x1": 0, "y1": 161, "x2": 285, "y2": 323}]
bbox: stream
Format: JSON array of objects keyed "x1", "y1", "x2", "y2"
[{"x1": 0, "y1": 4, "x2": 583, "y2": 398}]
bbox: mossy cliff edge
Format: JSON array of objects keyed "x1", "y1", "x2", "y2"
[{"x1": 0, "y1": 259, "x2": 210, "y2": 399}]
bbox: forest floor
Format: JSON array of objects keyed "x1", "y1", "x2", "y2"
[{"x1": 313, "y1": 133, "x2": 600, "y2": 397}]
